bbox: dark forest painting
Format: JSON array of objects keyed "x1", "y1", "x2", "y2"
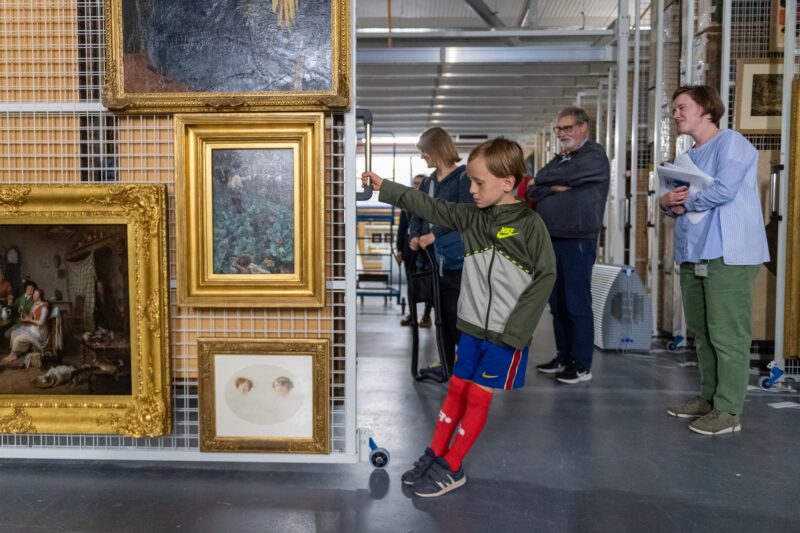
[{"x1": 120, "y1": 0, "x2": 332, "y2": 94}]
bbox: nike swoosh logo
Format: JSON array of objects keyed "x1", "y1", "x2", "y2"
[
  {"x1": 481, "y1": 372, "x2": 499, "y2": 379},
  {"x1": 496, "y1": 227, "x2": 518, "y2": 239}
]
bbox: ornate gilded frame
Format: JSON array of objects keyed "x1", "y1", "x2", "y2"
[
  {"x1": 0, "y1": 185, "x2": 170, "y2": 436},
  {"x1": 102, "y1": 0, "x2": 350, "y2": 112},
  {"x1": 198, "y1": 337, "x2": 329, "y2": 453},
  {"x1": 174, "y1": 113, "x2": 325, "y2": 308}
]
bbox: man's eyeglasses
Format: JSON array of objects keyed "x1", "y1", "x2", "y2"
[{"x1": 553, "y1": 121, "x2": 584, "y2": 134}]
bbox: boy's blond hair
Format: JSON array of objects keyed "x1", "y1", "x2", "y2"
[{"x1": 468, "y1": 138, "x2": 525, "y2": 187}]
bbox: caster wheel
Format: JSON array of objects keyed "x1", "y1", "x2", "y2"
[
  {"x1": 760, "y1": 377, "x2": 773, "y2": 390},
  {"x1": 668, "y1": 342, "x2": 678, "y2": 351},
  {"x1": 369, "y1": 447, "x2": 390, "y2": 468}
]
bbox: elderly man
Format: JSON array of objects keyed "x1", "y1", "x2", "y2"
[{"x1": 527, "y1": 107, "x2": 610, "y2": 384}]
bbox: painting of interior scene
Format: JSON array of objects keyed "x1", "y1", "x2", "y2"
[
  {"x1": 121, "y1": 0, "x2": 333, "y2": 93},
  {"x1": 212, "y1": 148, "x2": 296, "y2": 275},
  {"x1": 0, "y1": 225, "x2": 132, "y2": 395}
]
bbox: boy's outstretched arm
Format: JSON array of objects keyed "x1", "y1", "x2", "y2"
[{"x1": 361, "y1": 171, "x2": 469, "y2": 232}]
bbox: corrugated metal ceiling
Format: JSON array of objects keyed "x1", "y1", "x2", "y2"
[{"x1": 356, "y1": 0, "x2": 650, "y2": 141}]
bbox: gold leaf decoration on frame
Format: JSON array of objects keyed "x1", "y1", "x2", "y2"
[
  {"x1": 140, "y1": 294, "x2": 162, "y2": 338},
  {"x1": 0, "y1": 406, "x2": 35, "y2": 433},
  {"x1": 0, "y1": 186, "x2": 32, "y2": 214},
  {"x1": 97, "y1": 395, "x2": 167, "y2": 438},
  {"x1": 85, "y1": 185, "x2": 162, "y2": 239}
]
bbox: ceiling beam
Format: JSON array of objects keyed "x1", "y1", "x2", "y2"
[
  {"x1": 356, "y1": 28, "x2": 614, "y2": 40},
  {"x1": 357, "y1": 45, "x2": 615, "y2": 64}
]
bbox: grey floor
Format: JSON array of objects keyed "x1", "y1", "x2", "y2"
[{"x1": 1, "y1": 301, "x2": 799, "y2": 533}]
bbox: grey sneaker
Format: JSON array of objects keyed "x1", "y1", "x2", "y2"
[
  {"x1": 401, "y1": 448, "x2": 436, "y2": 486},
  {"x1": 412, "y1": 457, "x2": 466, "y2": 498},
  {"x1": 667, "y1": 396, "x2": 712, "y2": 418},
  {"x1": 689, "y1": 409, "x2": 741, "y2": 435}
]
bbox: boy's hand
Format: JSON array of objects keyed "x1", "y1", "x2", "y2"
[{"x1": 361, "y1": 171, "x2": 383, "y2": 192}]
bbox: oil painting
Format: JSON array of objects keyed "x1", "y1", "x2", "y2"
[
  {"x1": 212, "y1": 148, "x2": 295, "y2": 275},
  {"x1": 174, "y1": 113, "x2": 324, "y2": 308},
  {"x1": 103, "y1": 0, "x2": 350, "y2": 112},
  {"x1": 0, "y1": 185, "x2": 170, "y2": 436}
]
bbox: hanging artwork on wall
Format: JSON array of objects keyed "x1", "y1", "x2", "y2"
[
  {"x1": 198, "y1": 337, "x2": 329, "y2": 453},
  {"x1": 734, "y1": 59, "x2": 783, "y2": 134},
  {"x1": 0, "y1": 185, "x2": 170, "y2": 436},
  {"x1": 103, "y1": 0, "x2": 350, "y2": 112},
  {"x1": 770, "y1": 0, "x2": 800, "y2": 52},
  {"x1": 174, "y1": 113, "x2": 324, "y2": 307}
]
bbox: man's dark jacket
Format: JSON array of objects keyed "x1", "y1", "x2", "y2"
[{"x1": 526, "y1": 140, "x2": 610, "y2": 240}]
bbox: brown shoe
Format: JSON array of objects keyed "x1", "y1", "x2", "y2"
[
  {"x1": 419, "y1": 316, "x2": 432, "y2": 328},
  {"x1": 400, "y1": 315, "x2": 412, "y2": 326}
]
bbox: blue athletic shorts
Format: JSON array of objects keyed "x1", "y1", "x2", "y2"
[{"x1": 453, "y1": 332, "x2": 529, "y2": 390}]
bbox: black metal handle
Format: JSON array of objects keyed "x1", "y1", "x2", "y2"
[
  {"x1": 356, "y1": 109, "x2": 374, "y2": 201},
  {"x1": 770, "y1": 163, "x2": 782, "y2": 219}
]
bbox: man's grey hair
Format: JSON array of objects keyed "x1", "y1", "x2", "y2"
[{"x1": 557, "y1": 106, "x2": 590, "y2": 125}]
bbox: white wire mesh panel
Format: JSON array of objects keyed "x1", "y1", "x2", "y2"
[{"x1": 0, "y1": 0, "x2": 350, "y2": 456}]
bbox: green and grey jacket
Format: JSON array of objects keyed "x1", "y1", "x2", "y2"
[{"x1": 380, "y1": 180, "x2": 556, "y2": 350}]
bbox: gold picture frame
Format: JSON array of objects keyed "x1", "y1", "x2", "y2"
[
  {"x1": 0, "y1": 185, "x2": 170, "y2": 436},
  {"x1": 734, "y1": 58, "x2": 784, "y2": 134},
  {"x1": 102, "y1": 0, "x2": 350, "y2": 112},
  {"x1": 769, "y1": 0, "x2": 798, "y2": 52},
  {"x1": 174, "y1": 113, "x2": 325, "y2": 308},
  {"x1": 198, "y1": 337, "x2": 330, "y2": 453}
]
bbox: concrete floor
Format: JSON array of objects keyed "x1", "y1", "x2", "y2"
[{"x1": 1, "y1": 301, "x2": 799, "y2": 532}]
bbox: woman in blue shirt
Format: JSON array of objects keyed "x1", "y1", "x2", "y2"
[{"x1": 660, "y1": 85, "x2": 769, "y2": 436}]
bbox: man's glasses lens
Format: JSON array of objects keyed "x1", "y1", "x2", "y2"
[{"x1": 553, "y1": 122, "x2": 583, "y2": 134}]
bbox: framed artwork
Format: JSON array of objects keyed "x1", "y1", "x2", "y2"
[
  {"x1": 174, "y1": 113, "x2": 324, "y2": 308},
  {"x1": 0, "y1": 185, "x2": 170, "y2": 436},
  {"x1": 734, "y1": 59, "x2": 783, "y2": 134},
  {"x1": 770, "y1": 0, "x2": 799, "y2": 52},
  {"x1": 103, "y1": 0, "x2": 350, "y2": 112},
  {"x1": 198, "y1": 337, "x2": 330, "y2": 453}
]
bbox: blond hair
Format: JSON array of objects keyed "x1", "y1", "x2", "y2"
[
  {"x1": 415, "y1": 127, "x2": 460, "y2": 167},
  {"x1": 468, "y1": 138, "x2": 525, "y2": 187}
]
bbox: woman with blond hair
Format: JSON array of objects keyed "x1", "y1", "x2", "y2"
[{"x1": 409, "y1": 127, "x2": 473, "y2": 379}]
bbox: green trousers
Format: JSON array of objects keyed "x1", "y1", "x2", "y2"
[{"x1": 679, "y1": 259, "x2": 759, "y2": 415}]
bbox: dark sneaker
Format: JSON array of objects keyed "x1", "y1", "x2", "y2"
[
  {"x1": 400, "y1": 315, "x2": 412, "y2": 327},
  {"x1": 419, "y1": 316, "x2": 432, "y2": 328},
  {"x1": 401, "y1": 448, "x2": 436, "y2": 486},
  {"x1": 536, "y1": 357, "x2": 565, "y2": 374},
  {"x1": 667, "y1": 396, "x2": 712, "y2": 418},
  {"x1": 689, "y1": 409, "x2": 741, "y2": 435},
  {"x1": 418, "y1": 365, "x2": 445, "y2": 380},
  {"x1": 412, "y1": 457, "x2": 466, "y2": 497},
  {"x1": 556, "y1": 364, "x2": 592, "y2": 384}
]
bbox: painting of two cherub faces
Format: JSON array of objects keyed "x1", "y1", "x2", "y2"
[{"x1": 0, "y1": 225, "x2": 131, "y2": 395}]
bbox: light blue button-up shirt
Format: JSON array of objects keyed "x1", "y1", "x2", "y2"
[{"x1": 672, "y1": 129, "x2": 769, "y2": 266}]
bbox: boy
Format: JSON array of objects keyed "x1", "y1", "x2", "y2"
[{"x1": 361, "y1": 138, "x2": 556, "y2": 497}]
